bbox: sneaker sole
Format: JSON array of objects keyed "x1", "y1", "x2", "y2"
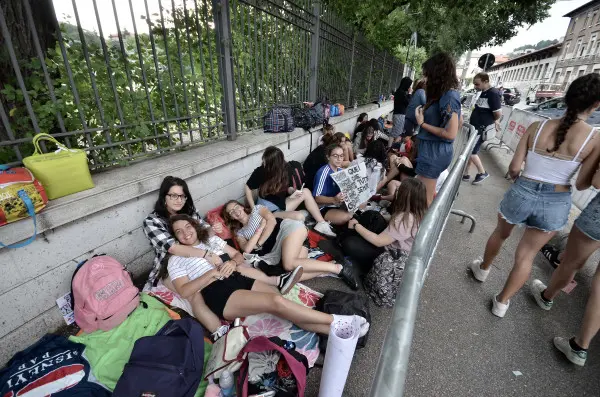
[
  {"x1": 530, "y1": 281, "x2": 552, "y2": 311},
  {"x1": 554, "y1": 338, "x2": 586, "y2": 366},
  {"x1": 314, "y1": 224, "x2": 337, "y2": 238},
  {"x1": 280, "y1": 266, "x2": 303, "y2": 295}
]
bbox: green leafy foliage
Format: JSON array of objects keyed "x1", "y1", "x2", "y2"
[{"x1": 324, "y1": 0, "x2": 556, "y2": 56}]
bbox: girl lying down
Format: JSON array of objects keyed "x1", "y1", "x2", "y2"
[{"x1": 167, "y1": 214, "x2": 370, "y2": 336}]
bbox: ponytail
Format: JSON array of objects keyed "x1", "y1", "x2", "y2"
[{"x1": 548, "y1": 108, "x2": 578, "y2": 153}]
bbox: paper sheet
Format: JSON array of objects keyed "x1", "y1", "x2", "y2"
[
  {"x1": 56, "y1": 292, "x2": 75, "y2": 325},
  {"x1": 318, "y1": 316, "x2": 361, "y2": 397}
]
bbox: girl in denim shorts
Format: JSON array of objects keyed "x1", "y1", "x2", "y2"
[
  {"x1": 414, "y1": 53, "x2": 462, "y2": 206},
  {"x1": 468, "y1": 73, "x2": 600, "y2": 319}
]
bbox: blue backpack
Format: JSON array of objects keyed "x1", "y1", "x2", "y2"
[{"x1": 113, "y1": 318, "x2": 205, "y2": 397}]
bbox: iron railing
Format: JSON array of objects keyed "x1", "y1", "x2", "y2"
[
  {"x1": 370, "y1": 124, "x2": 479, "y2": 396},
  {"x1": 0, "y1": 0, "x2": 403, "y2": 169}
]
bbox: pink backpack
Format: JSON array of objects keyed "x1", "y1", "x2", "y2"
[{"x1": 72, "y1": 255, "x2": 140, "y2": 333}]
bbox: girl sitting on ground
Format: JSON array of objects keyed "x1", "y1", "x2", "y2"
[
  {"x1": 168, "y1": 215, "x2": 369, "y2": 335},
  {"x1": 318, "y1": 123, "x2": 335, "y2": 146},
  {"x1": 343, "y1": 178, "x2": 427, "y2": 272},
  {"x1": 167, "y1": 214, "x2": 304, "y2": 312},
  {"x1": 313, "y1": 144, "x2": 367, "y2": 226},
  {"x1": 353, "y1": 125, "x2": 390, "y2": 156},
  {"x1": 143, "y1": 176, "x2": 223, "y2": 337},
  {"x1": 303, "y1": 132, "x2": 343, "y2": 191},
  {"x1": 354, "y1": 112, "x2": 368, "y2": 134},
  {"x1": 245, "y1": 146, "x2": 336, "y2": 237},
  {"x1": 222, "y1": 200, "x2": 359, "y2": 289},
  {"x1": 335, "y1": 132, "x2": 354, "y2": 164}
]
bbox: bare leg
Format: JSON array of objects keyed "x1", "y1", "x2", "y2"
[
  {"x1": 285, "y1": 188, "x2": 326, "y2": 223},
  {"x1": 382, "y1": 180, "x2": 401, "y2": 201},
  {"x1": 470, "y1": 154, "x2": 485, "y2": 174},
  {"x1": 576, "y1": 264, "x2": 600, "y2": 349},
  {"x1": 164, "y1": 276, "x2": 221, "y2": 332},
  {"x1": 281, "y1": 227, "x2": 339, "y2": 275},
  {"x1": 189, "y1": 293, "x2": 223, "y2": 333},
  {"x1": 324, "y1": 208, "x2": 353, "y2": 225},
  {"x1": 417, "y1": 175, "x2": 438, "y2": 206},
  {"x1": 464, "y1": 157, "x2": 473, "y2": 175},
  {"x1": 480, "y1": 214, "x2": 515, "y2": 270},
  {"x1": 236, "y1": 265, "x2": 279, "y2": 286},
  {"x1": 222, "y1": 284, "x2": 333, "y2": 334},
  {"x1": 544, "y1": 225, "x2": 600, "y2": 300},
  {"x1": 497, "y1": 227, "x2": 556, "y2": 304},
  {"x1": 273, "y1": 211, "x2": 305, "y2": 221}
]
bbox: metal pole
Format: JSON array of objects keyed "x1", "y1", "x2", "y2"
[
  {"x1": 461, "y1": 50, "x2": 472, "y2": 86},
  {"x1": 308, "y1": 1, "x2": 321, "y2": 101},
  {"x1": 346, "y1": 32, "x2": 356, "y2": 106},
  {"x1": 378, "y1": 52, "x2": 386, "y2": 97},
  {"x1": 404, "y1": 42, "x2": 410, "y2": 76},
  {"x1": 213, "y1": 0, "x2": 238, "y2": 140},
  {"x1": 370, "y1": 126, "x2": 479, "y2": 396}
]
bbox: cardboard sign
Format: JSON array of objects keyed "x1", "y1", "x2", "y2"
[{"x1": 330, "y1": 162, "x2": 370, "y2": 212}]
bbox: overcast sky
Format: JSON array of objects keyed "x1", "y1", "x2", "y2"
[{"x1": 480, "y1": 0, "x2": 589, "y2": 55}]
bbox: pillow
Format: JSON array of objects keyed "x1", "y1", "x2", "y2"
[{"x1": 206, "y1": 205, "x2": 233, "y2": 240}]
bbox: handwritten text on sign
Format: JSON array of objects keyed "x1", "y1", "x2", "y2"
[{"x1": 330, "y1": 162, "x2": 370, "y2": 212}]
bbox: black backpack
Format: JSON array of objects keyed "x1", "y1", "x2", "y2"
[
  {"x1": 315, "y1": 290, "x2": 371, "y2": 351},
  {"x1": 264, "y1": 106, "x2": 295, "y2": 133},
  {"x1": 293, "y1": 107, "x2": 315, "y2": 130},
  {"x1": 113, "y1": 318, "x2": 205, "y2": 397}
]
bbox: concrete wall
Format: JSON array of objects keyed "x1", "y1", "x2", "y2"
[{"x1": 0, "y1": 102, "x2": 393, "y2": 364}]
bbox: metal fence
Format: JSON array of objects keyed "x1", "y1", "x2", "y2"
[
  {"x1": 370, "y1": 124, "x2": 479, "y2": 396},
  {"x1": 0, "y1": 0, "x2": 403, "y2": 170}
]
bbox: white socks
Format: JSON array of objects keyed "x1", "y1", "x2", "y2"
[{"x1": 332, "y1": 314, "x2": 370, "y2": 337}]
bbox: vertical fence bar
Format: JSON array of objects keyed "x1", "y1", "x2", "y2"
[
  {"x1": 367, "y1": 47, "x2": 374, "y2": 101},
  {"x1": 346, "y1": 31, "x2": 356, "y2": 105},
  {"x1": 378, "y1": 52, "x2": 386, "y2": 99},
  {"x1": 0, "y1": 3, "x2": 41, "y2": 134},
  {"x1": 308, "y1": 1, "x2": 321, "y2": 101},
  {"x1": 213, "y1": 0, "x2": 238, "y2": 140}
]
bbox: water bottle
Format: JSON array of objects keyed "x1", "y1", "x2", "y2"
[
  {"x1": 369, "y1": 165, "x2": 382, "y2": 196},
  {"x1": 219, "y1": 370, "x2": 235, "y2": 397}
]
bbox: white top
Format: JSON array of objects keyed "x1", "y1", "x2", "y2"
[
  {"x1": 237, "y1": 204, "x2": 265, "y2": 240},
  {"x1": 167, "y1": 237, "x2": 227, "y2": 281},
  {"x1": 521, "y1": 120, "x2": 596, "y2": 185}
]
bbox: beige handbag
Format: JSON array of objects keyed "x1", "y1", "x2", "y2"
[{"x1": 204, "y1": 325, "x2": 249, "y2": 379}]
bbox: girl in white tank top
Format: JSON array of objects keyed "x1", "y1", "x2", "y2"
[{"x1": 467, "y1": 73, "x2": 600, "y2": 318}]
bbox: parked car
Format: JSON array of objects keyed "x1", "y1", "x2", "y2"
[
  {"x1": 524, "y1": 97, "x2": 600, "y2": 125},
  {"x1": 501, "y1": 87, "x2": 521, "y2": 106}
]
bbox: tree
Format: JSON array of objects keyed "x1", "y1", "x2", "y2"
[
  {"x1": 394, "y1": 44, "x2": 427, "y2": 76},
  {"x1": 324, "y1": 0, "x2": 556, "y2": 56}
]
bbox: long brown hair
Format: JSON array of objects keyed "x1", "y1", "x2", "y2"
[
  {"x1": 422, "y1": 53, "x2": 459, "y2": 109},
  {"x1": 156, "y1": 214, "x2": 210, "y2": 281},
  {"x1": 260, "y1": 146, "x2": 288, "y2": 197},
  {"x1": 360, "y1": 126, "x2": 375, "y2": 149},
  {"x1": 389, "y1": 178, "x2": 427, "y2": 238},
  {"x1": 548, "y1": 73, "x2": 600, "y2": 153},
  {"x1": 221, "y1": 199, "x2": 252, "y2": 236}
]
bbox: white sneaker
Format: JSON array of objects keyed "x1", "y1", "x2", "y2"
[
  {"x1": 243, "y1": 252, "x2": 261, "y2": 267},
  {"x1": 314, "y1": 221, "x2": 336, "y2": 237},
  {"x1": 530, "y1": 279, "x2": 553, "y2": 311},
  {"x1": 469, "y1": 258, "x2": 490, "y2": 282},
  {"x1": 492, "y1": 295, "x2": 510, "y2": 318},
  {"x1": 554, "y1": 337, "x2": 587, "y2": 366}
]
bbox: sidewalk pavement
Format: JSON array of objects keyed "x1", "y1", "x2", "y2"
[{"x1": 303, "y1": 148, "x2": 600, "y2": 396}]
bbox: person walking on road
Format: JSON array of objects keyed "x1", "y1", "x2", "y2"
[
  {"x1": 414, "y1": 53, "x2": 461, "y2": 206},
  {"x1": 463, "y1": 72, "x2": 501, "y2": 184},
  {"x1": 467, "y1": 73, "x2": 600, "y2": 318}
]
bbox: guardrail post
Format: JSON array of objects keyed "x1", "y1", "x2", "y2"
[
  {"x1": 308, "y1": 1, "x2": 321, "y2": 101},
  {"x1": 346, "y1": 32, "x2": 356, "y2": 105},
  {"x1": 212, "y1": 0, "x2": 237, "y2": 140}
]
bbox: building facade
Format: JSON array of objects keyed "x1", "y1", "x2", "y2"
[
  {"x1": 554, "y1": 0, "x2": 600, "y2": 86},
  {"x1": 487, "y1": 44, "x2": 561, "y2": 97}
]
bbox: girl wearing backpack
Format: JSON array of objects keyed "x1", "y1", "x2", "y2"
[
  {"x1": 222, "y1": 200, "x2": 359, "y2": 290},
  {"x1": 244, "y1": 146, "x2": 336, "y2": 237},
  {"x1": 168, "y1": 215, "x2": 370, "y2": 336},
  {"x1": 344, "y1": 178, "x2": 427, "y2": 272},
  {"x1": 143, "y1": 176, "x2": 224, "y2": 337}
]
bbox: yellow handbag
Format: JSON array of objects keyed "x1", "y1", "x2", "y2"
[{"x1": 23, "y1": 133, "x2": 94, "y2": 200}]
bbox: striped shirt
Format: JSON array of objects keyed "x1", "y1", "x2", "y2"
[
  {"x1": 313, "y1": 164, "x2": 342, "y2": 208},
  {"x1": 237, "y1": 204, "x2": 265, "y2": 240},
  {"x1": 167, "y1": 237, "x2": 227, "y2": 281}
]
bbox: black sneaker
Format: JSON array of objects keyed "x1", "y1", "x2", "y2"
[
  {"x1": 338, "y1": 258, "x2": 359, "y2": 290},
  {"x1": 540, "y1": 245, "x2": 560, "y2": 268},
  {"x1": 462, "y1": 174, "x2": 471, "y2": 181},
  {"x1": 277, "y1": 266, "x2": 303, "y2": 295},
  {"x1": 472, "y1": 172, "x2": 489, "y2": 185}
]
